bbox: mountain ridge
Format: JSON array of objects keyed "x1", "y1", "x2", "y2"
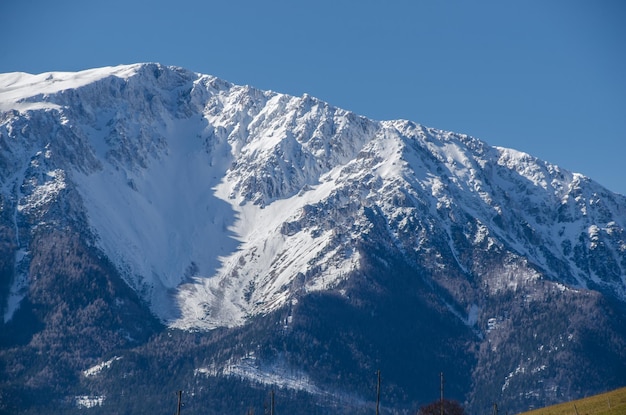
[{"x1": 1, "y1": 63, "x2": 625, "y2": 414}]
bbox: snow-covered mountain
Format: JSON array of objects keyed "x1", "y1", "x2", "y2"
[{"x1": 1, "y1": 63, "x2": 625, "y2": 414}]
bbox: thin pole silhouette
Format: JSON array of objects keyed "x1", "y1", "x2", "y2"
[
  {"x1": 376, "y1": 370, "x2": 381, "y2": 415},
  {"x1": 176, "y1": 390, "x2": 182, "y2": 415},
  {"x1": 440, "y1": 372, "x2": 444, "y2": 415}
]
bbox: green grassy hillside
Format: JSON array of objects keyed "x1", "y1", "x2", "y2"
[{"x1": 517, "y1": 387, "x2": 626, "y2": 415}]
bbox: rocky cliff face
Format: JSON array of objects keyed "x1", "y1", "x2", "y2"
[{"x1": 0, "y1": 63, "x2": 625, "y2": 414}]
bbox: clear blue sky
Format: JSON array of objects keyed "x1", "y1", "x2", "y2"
[{"x1": 2, "y1": 0, "x2": 625, "y2": 194}]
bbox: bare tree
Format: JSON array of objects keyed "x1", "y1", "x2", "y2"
[{"x1": 417, "y1": 399, "x2": 466, "y2": 415}]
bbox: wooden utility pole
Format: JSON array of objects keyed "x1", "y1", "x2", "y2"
[
  {"x1": 270, "y1": 389, "x2": 275, "y2": 415},
  {"x1": 176, "y1": 390, "x2": 182, "y2": 415},
  {"x1": 440, "y1": 372, "x2": 444, "y2": 415},
  {"x1": 376, "y1": 370, "x2": 381, "y2": 415}
]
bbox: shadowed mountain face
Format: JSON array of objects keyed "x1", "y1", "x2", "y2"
[{"x1": 1, "y1": 63, "x2": 625, "y2": 414}]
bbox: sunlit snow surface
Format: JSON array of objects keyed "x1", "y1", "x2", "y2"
[
  {"x1": 74, "y1": 395, "x2": 105, "y2": 409},
  {"x1": 0, "y1": 65, "x2": 140, "y2": 112},
  {"x1": 1, "y1": 63, "x2": 625, "y2": 330},
  {"x1": 82, "y1": 356, "x2": 122, "y2": 377}
]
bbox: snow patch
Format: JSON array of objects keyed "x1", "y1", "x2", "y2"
[
  {"x1": 196, "y1": 353, "x2": 324, "y2": 396},
  {"x1": 3, "y1": 249, "x2": 29, "y2": 323},
  {"x1": 17, "y1": 169, "x2": 66, "y2": 214},
  {"x1": 74, "y1": 396, "x2": 105, "y2": 409},
  {"x1": 466, "y1": 304, "x2": 480, "y2": 326},
  {"x1": 83, "y1": 356, "x2": 122, "y2": 377}
]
